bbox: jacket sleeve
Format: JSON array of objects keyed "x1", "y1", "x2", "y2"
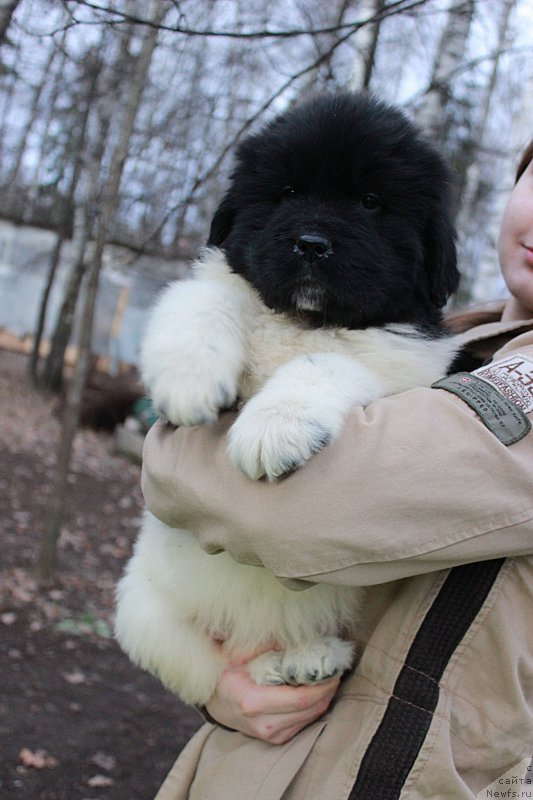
[{"x1": 141, "y1": 334, "x2": 533, "y2": 587}]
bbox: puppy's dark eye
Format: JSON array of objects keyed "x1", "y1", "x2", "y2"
[
  {"x1": 281, "y1": 185, "x2": 295, "y2": 199},
  {"x1": 361, "y1": 193, "x2": 380, "y2": 210}
]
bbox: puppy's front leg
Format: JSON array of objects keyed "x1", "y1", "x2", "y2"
[
  {"x1": 141, "y1": 267, "x2": 250, "y2": 427},
  {"x1": 227, "y1": 353, "x2": 384, "y2": 481}
]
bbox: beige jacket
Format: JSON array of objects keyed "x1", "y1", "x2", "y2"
[{"x1": 143, "y1": 318, "x2": 533, "y2": 800}]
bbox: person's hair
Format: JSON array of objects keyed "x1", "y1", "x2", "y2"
[{"x1": 515, "y1": 138, "x2": 533, "y2": 182}]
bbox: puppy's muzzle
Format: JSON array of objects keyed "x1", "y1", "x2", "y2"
[{"x1": 294, "y1": 233, "x2": 333, "y2": 261}]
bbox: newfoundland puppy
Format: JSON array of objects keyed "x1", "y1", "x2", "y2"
[{"x1": 115, "y1": 92, "x2": 460, "y2": 705}]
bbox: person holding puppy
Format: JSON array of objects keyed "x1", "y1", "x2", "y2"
[{"x1": 143, "y1": 138, "x2": 533, "y2": 800}]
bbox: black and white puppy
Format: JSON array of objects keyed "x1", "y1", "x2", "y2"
[{"x1": 115, "y1": 92, "x2": 460, "y2": 705}]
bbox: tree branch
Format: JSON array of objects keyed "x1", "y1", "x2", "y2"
[
  {"x1": 62, "y1": 0, "x2": 431, "y2": 40},
  {"x1": 130, "y1": 0, "x2": 432, "y2": 254}
]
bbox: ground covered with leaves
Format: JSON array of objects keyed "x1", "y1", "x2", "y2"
[{"x1": 0, "y1": 351, "x2": 201, "y2": 800}]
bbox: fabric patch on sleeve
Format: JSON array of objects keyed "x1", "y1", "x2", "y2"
[
  {"x1": 432, "y1": 370, "x2": 531, "y2": 445},
  {"x1": 473, "y1": 353, "x2": 533, "y2": 414}
]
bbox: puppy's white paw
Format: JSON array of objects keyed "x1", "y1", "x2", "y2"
[
  {"x1": 280, "y1": 638, "x2": 355, "y2": 685},
  {"x1": 249, "y1": 638, "x2": 355, "y2": 687},
  {"x1": 228, "y1": 353, "x2": 383, "y2": 480},
  {"x1": 228, "y1": 399, "x2": 334, "y2": 480},
  {"x1": 150, "y1": 368, "x2": 237, "y2": 427},
  {"x1": 140, "y1": 272, "x2": 248, "y2": 427},
  {"x1": 248, "y1": 651, "x2": 286, "y2": 686}
]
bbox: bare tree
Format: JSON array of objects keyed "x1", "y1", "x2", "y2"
[
  {"x1": 0, "y1": 0, "x2": 20, "y2": 44},
  {"x1": 0, "y1": 1, "x2": 24, "y2": 165},
  {"x1": 7, "y1": 44, "x2": 57, "y2": 185},
  {"x1": 452, "y1": 0, "x2": 518, "y2": 306},
  {"x1": 416, "y1": 0, "x2": 476, "y2": 142},
  {"x1": 348, "y1": 0, "x2": 386, "y2": 90},
  {"x1": 35, "y1": 2, "x2": 168, "y2": 585},
  {"x1": 33, "y1": 52, "x2": 102, "y2": 389}
]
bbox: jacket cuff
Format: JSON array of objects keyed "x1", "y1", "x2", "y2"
[{"x1": 194, "y1": 705, "x2": 238, "y2": 732}]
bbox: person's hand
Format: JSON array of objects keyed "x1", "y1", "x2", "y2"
[{"x1": 205, "y1": 659, "x2": 340, "y2": 745}]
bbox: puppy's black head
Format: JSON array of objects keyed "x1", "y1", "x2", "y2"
[{"x1": 208, "y1": 92, "x2": 459, "y2": 331}]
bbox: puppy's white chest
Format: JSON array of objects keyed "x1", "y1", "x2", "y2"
[{"x1": 239, "y1": 305, "x2": 455, "y2": 400}]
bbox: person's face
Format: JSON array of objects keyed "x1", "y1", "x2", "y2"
[{"x1": 498, "y1": 157, "x2": 533, "y2": 313}]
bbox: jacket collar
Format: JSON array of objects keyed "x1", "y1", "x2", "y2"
[{"x1": 459, "y1": 316, "x2": 533, "y2": 348}]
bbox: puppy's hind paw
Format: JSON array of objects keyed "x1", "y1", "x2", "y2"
[
  {"x1": 249, "y1": 638, "x2": 355, "y2": 687},
  {"x1": 279, "y1": 638, "x2": 355, "y2": 686},
  {"x1": 248, "y1": 651, "x2": 287, "y2": 686}
]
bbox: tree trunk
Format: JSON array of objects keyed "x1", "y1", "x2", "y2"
[
  {"x1": 24, "y1": 38, "x2": 67, "y2": 223},
  {"x1": 416, "y1": 0, "x2": 475, "y2": 143},
  {"x1": 36, "y1": 207, "x2": 93, "y2": 390},
  {"x1": 27, "y1": 235, "x2": 63, "y2": 383},
  {"x1": 0, "y1": 3, "x2": 23, "y2": 166},
  {"x1": 451, "y1": 0, "x2": 517, "y2": 307},
  {"x1": 35, "y1": 4, "x2": 166, "y2": 585},
  {"x1": 8, "y1": 44, "x2": 57, "y2": 186},
  {"x1": 0, "y1": 0, "x2": 20, "y2": 43},
  {"x1": 349, "y1": 0, "x2": 385, "y2": 91},
  {"x1": 31, "y1": 56, "x2": 101, "y2": 388}
]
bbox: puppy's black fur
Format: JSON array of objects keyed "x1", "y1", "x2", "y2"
[{"x1": 208, "y1": 92, "x2": 459, "y2": 333}]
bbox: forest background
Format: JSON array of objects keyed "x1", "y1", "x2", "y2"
[
  {"x1": 1, "y1": 0, "x2": 532, "y2": 322},
  {"x1": 0, "y1": 0, "x2": 532, "y2": 384}
]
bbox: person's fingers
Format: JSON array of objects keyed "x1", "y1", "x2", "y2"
[
  {"x1": 245, "y1": 692, "x2": 334, "y2": 744},
  {"x1": 205, "y1": 661, "x2": 340, "y2": 742},
  {"x1": 224, "y1": 666, "x2": 340, "y2": 716},
  {"x1": 241, "y1": 680, "x2": 339, "y2": 716}
]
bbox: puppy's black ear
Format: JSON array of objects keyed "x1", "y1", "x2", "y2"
[
  {"x1": 423, "y1": 214, "x2": 460, "y2": 308},
  {"x1": 207, "y1": 195, "x2": 235, "y2": 247}
]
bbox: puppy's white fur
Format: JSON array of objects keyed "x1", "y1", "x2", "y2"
[{"x1": 115, "y1": 248, "x2": 457, "y2": 704}]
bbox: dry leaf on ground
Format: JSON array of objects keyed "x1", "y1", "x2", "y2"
[{"x1": 19, "y1": 748, "x2": 58, "y2": 769}]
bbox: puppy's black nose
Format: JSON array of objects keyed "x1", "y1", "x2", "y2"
[{"x1": 295, "y1": 234, "x2": 332, "y2": 259}]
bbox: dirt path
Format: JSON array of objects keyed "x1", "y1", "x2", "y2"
[{"x1": 0, "y1": 351, "x2": 201, "y2": 799}]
